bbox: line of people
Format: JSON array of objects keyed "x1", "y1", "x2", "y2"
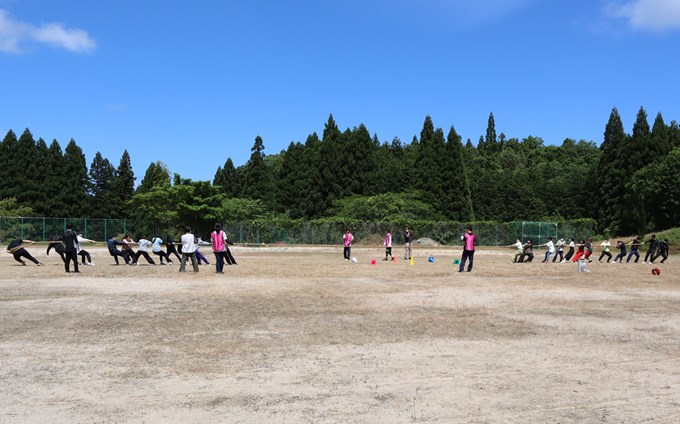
[
  {"x1": 509, "y1": 235, "x2": 670, "y2": 264},
  {"x1": 6, "y1": 224, "x2": 240, "y2": 274}
]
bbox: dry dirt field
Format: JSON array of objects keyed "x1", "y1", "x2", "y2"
[{"x1": 1, "y1": 244, "x2": 679, "y2": 423}]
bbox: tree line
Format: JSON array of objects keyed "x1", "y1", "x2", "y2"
[{"x1": 1, "y1": 107, "x2": 678, "y2": 238}]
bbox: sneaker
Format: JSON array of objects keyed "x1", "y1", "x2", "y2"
[
  {"x1": 37, "y1": 262, "x2": 44, "y2": 266},
  {"x1": 21, "y1": 260, "x2": 26, "y2": 266},
  {"x1": 643, "y1": 261, "x2": 647, "y2": 264}
]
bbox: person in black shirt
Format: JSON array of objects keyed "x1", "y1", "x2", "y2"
[
  {"x1": 626, "y1": 236, "x2": 642, "y2": 263},
  {"x1": 642, "y1": 234, "x2": 659, "y2": 264},
  {"x1": 6, "y1": 239, "x2": 43, "y2": 266},
  {"x1": 62, "y1": 223, "x2": 79, "y2": 273},
  {"x1": 165, "y1": 234, "x2": 182, "y2": 262},
  {"x1": 652, "y1": 239, "x2": 669, "y2": 264},
  {"x1": 46, "y1": 234, "x2": 66, "y2": 263},
  {"x1": 613, "y1": 240, "x2": 627, "y2": 263}
]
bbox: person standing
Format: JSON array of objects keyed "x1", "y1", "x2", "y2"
[
  {"x1": 6, "y1": 239, "x2": 43, "y2": 266},
  {"x1": 598, "y1": 239, "x2": 612, "y2": 263},
  {"x1": 62, "y1": 223, "x2": 79, "y2": 273},
  {"x1": 642, "y1": 234, "x2": 659, "y2": 264},
  {"x1": 343, "y1": 229, "x2": 354, "y2": 261},
  {"x1": 383, "y1": 230, "x2": 393, "y2": 261},
  {"x1": 403, "y1": 227, "x2": 413, "y2": 260},
  {"x1": 211, "y1": 223, "x2": 227, "y2": 274},
  {"x1": 458, "y1": 226, "x2": 477, "y2": 272},
  {"x1": 179, "y1": 226, "x2": 199, "y2": 272}
]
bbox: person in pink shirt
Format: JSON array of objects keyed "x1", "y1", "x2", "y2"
[
  {"x1": 458, "y1": 226, "x2": 477, "y2": 272},
  {"x1": 383, "y1": 230, "x2": 393, "y2": 261},
  {"x1": 343, "y1": 229, "x2": 354, "y2": 261}
]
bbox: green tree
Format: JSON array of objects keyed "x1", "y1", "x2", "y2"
[
  {"x1": 241, "y1": 135, "x2": 273, "y2": 205},
  {"x1": 619, "y1": 107, "x2": 651, "y2": 234},
  {"x1": 88, "y1": 152, "x2": 116, "y2": 218},
  {"x1": 114, "y1": 150, "x2": 136, "y2": 218},
  {"x1": 60, "y1": 139, "x2": 89, "y2": 217},
  {"x1": 0, "y1": 130, "x2": 19, "y2": 201},
  {"x1": 39, "y1": 139, "x2": 66, "y2": 214},
  {"x1": 442, "y1": 126, "x2": 474, "y2": 221},
  {"x1": 596, "y1": 107, "x2": 628, "y2": 235},
  {"x1": 344, "y1": 124, "x2": 377, "y2": 196},
  {"x1": 630, "y1": 147, "x2": 680, "y2": 229},
  {"x1": 213, "y1": 157, "x2": 240, "y2": 198},
  {"x1": 138, "y1": 161, "x2": 171, "y2": 193}
]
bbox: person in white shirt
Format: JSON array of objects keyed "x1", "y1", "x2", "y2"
[
  {"x1": 509, "y1": 239, "x2": 523, "y2": 263},
  {"x1": 598, "y1": 239, "x2": 612, "y2": 263},
  {"x1": 179, "y1": 226, "x2": 199, "y2": 272},
  {"x1": 552, "y1": 238, "x2": 565, "y2": 263},
  {"x1": 132, "y1": 236, "x2": 156, "y2": 265},
  {"x1": 539, "y1": 236, "x2": 556, "y2": 263},
  {"x1": 76, "y1": 231, "x2": 95, "y2": 266}
]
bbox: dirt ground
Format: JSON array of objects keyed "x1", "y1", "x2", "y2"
[{"x1": 1, "y1": 244, "x2": 679, "y2": 423}]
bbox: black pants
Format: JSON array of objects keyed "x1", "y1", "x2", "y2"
[
  {"x1": 459, "y1": 249, "x2": 475, "y2": 271},
  {"x1": 224, "y1": 247, "x2": 237, "y2": 265},
  {"x1": 564, "y1": 247, "x2": 574, "y2": 261},
  {"x1": 552, "y1": 251, "x2": 564, "y2": 263},
  {"x1": 644, "y1": 248, "x2": 657, "y2": 262},
  {"x1": 598, "y1": 251, "x2": 612, "y2": 262},
  {"x1": 133, "y1": 250, "x2": 156, "y2": 265},
  {"x1": 13, "y1": 248, "x2": 40, "y2": 265},
  {"x1": 79, "y1": 250, "x2": 91, "y2": 264},
  {"x1": 519, "y1": 252, "x2": 534, "y2": 263},
  {"x1": 167, "y1": 246, "x2": 182, "y2": 261},
  {"x1": 153, "y1": 250, "x2": 171, "y2": 264},
  {"x1": 344, "y1": 246, "x2": 351, "y2": 260},
  {"x1": 110, "y1": 249, "x2": 130, "y2": 264},
  {"x1": 65, "y1": 249, "x2": 79, "y2": 272},
  {"x1": 652, "y1": 251, "x2": 668, "y2": 263}
]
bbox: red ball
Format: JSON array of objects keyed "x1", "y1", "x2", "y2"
[{"x1": 651, "y1": 268, "x2": 661, "y2": 276}]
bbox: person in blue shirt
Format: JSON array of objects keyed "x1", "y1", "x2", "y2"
[{"x1": 151, "y1": 235, "x2": 173, "y2": 265}]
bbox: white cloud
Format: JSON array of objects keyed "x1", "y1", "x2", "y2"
[
  {"x1": 610, "y1": 0, "x2": 680, "y2": 32},
  {"x1": 0, "y1": 9, "x2": 95, "y2": 54}
]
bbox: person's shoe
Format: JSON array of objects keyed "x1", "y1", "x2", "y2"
[
  {"x1": 65, "y1": 270, "x2": 70, "y2": 273},
  {"x1": 74, "y1": 271, "x2": 81, "y2": 273},
  {"x1": 642, "y1": 261, "x2": 647, "y2": 264},
  {"x1": 21, "y1": 260, "x2": 26, "y2": 266},
  {"x1": 37, "y1": 262, "x2": 44, "y2": 266}
]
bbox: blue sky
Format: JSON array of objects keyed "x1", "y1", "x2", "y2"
[{"x1": 2, "y1": 0, "x2": 680, "y2": 183}]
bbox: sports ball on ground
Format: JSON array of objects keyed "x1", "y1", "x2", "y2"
[{"x1": 651, "y1": 267, "x2": 661, "y2": 276}]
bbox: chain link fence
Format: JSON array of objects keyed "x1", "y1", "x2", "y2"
[
  {"x1": 0, "y1": 216, "x2": 129, "y2": 242},
  {"x1": 1, "y1": 216, "x2": 594, "y2": 246}
]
